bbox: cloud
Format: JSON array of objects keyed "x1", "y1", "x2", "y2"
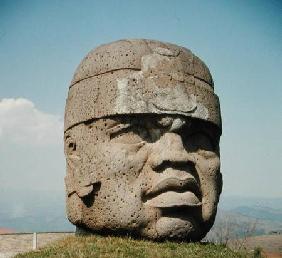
[{"x1": 0, "y1": 98, "x2": 63, "y2": 145}]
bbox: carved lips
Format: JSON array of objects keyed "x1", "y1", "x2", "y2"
[{"x1": 144, "y1": 169, "x2": 201, "y2": 208}]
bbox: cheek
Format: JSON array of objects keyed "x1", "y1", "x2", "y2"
[
  {"x1": 98, "y1": 143, "x2": 148, "y2": 182},
  {"x1": 89, "y1": 143, "x2": 150, "y2": 228},
  {"x1": 193, "y1": 152, "x2": 221, "y2": 203},
  {"x1": 193, "y1": 152, "x2": 221, "y2": 222},
  {"x1": 194, "y1": 152, "x2": 220, "y2": 179}
]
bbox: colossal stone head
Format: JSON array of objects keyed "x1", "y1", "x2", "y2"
[{"x1": 64, "y1": 39, "x2": 222, "y2": 241}]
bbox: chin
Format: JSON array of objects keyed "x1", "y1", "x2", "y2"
[
  {"x1": 155, "y1": 216, "x2": 197, "y2": 240},
  {"x1": 140, "y1": 214, "x2": 208, "y2": 241}
]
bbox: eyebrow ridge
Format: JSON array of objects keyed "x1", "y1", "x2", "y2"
[{"x1": 106, "y1": 122, "x2": 132, "y2": 134}]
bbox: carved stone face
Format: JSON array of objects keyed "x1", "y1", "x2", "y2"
[
  {"x1": 64, "y1": 39, "x2": 222, "y2": 241},
  {"x1": 65, "y1": 114, "x2": 221, "y2": 240}
]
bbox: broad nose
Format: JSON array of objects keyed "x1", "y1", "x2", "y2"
[{"x1": 148, "y1": 132, "x2": 193, "y2": 170}]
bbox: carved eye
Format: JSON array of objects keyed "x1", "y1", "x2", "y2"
[
  {"x1": 185, "y1": 132, "x2": 214, "y2": 152},
  {"x1": 108, "y1": 124, "x2": 145, "y2": 144}
]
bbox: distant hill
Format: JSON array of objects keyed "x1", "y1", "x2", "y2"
[
  {"x1": 205, "y1": 196, "x2": 282, "y2": 242},
  {"x1": 219, "y1": 195, "x2": 282, "y2": 210},
  {"x1": 231, "y1": 206, "x2": 282, "y2": 222}
]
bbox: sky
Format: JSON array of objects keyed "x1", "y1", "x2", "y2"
[{"x1": 0, "y1": 0, "x2": 281, "y2": 202}]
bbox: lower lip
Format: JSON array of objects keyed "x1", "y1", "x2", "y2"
[{"x1": 144, "y1": 191, "x2": 201, "y2": 208}]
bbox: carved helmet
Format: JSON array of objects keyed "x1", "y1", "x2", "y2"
[{"x1": 65, "y1": 39, "x2": 221, "y2": 133}]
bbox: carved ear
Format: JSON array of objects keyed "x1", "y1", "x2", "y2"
[
  {"x1": 64, "y1": 133, "x2": 100, "y2": 198},
  {"x1": 65, "y1": 133, "x2": 77, "y2": 156},
  {"x1": 64, "y1": 133, "x2": 81, "y2": 196}
]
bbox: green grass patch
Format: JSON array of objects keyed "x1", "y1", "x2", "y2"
[{"x1": 15, "y1": 235, "x2": 250, "y2": 258}]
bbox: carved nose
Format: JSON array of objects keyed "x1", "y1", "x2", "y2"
[{"x1": 149, "y1": 132, "x2": 193, "y2": 170}]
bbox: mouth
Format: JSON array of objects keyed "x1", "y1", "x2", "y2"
[
  {"x1": 144, "y1": 191, "x2": 201, "y2": 208},
  {"x1": 143, "y1": 168, "x2": 201, "y2": 208}
]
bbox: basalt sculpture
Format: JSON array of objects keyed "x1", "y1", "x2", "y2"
[{"x1": 64, "y1": 39, "x2": 222, "y2": 241}]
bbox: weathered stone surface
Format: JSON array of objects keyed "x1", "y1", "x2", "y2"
[{"x1": 64, "y1": 39, "x2": 222, "y2": 241}]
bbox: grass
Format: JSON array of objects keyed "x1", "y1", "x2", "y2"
[{"x1": 15, "y1": 235, "x2": 251, "y2": 258}]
